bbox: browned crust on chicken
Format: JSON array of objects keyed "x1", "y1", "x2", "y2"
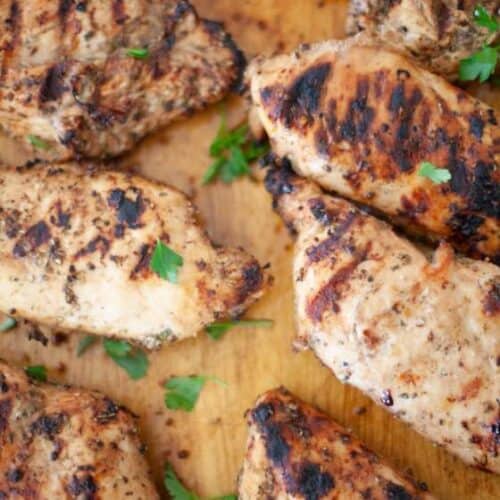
[
  {"x1": 0, "y1": 360, "x2": 158, "y2": 499},
  {"x1": 346, "y1": 0, "x2": 499, "y2": 80},
  {"x1": 264, "y1": 163, "x2": 500, "y2": 473},
  {"x1": 0, "y1": 163, "x2": 270, "y2": 347},
  {"x1": 239, "y1": 387, "x2": 434, "y2": 499},
  {"x1": 0, "y1": 0, "x2": 245, "y2": 161},
  {"x1": 248, "y1": 39, "x2": 500, "y2": 263}
]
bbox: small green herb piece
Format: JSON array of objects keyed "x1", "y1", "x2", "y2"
[
  {"x1": 150, "y1": 240, "x2": 183, "y2": 283},
  {"x1": 459, "y1": 45, "x2": 498, "y2": 82},
  {"x1": 103, "y1": 339, "x2": 149, "y2": 380},
  {"x1": 25, "y1": 365, "x2": 47, "y2": 382},
  {"x1": 0, "y1": 316, "x2": 17, "y2": 333},
  {"x1": 418, "y1": 162, "x2": 452, "y2": 184},
  {"x1": 164, "y1": 375, "x2": 225, "y2": 412},
  {"x1": 126, "y1": 47, "x2": 149, "y2": 59},
  {"x1": 163, "y1": 463, "x2": 237, "y2": 500},
  {"x1": 27, "y1": 134, "x2": 50, "y2": 150},
  {"x1": 202, "y1": 115, "x2": 269, "y2": 184},
  {"x1": 473, "y1": 5, "x2": 499, "y2": 32},
  {"x1": 206, "y1": 319, "x2": 273, "y2": 340},
  {"x1": 77, "y1": 335, "x2": 97, "y2": 356}
]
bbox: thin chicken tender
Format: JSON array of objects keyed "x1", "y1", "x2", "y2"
[
  {"x1": 248, "y1": 39, "x2": 500, "y2": 263},
  {"x1": 265, "y1": 164, "x2": 500, "y2": 473},
  {"x1": 0, "y1": 0, "x2": 244, "y2": 161},
  {"x1": 0, "y1": 163, "x2": 269, "y2": 348},
  {"x1": 346, "y1": 0, "x2": 499, "y2": 80},
  {"x1": 239, "y1": 387, "x2": 434, "y2": 499},
  {"x1": 0, "y1": 360, "x2": 158, "y2": 499}
]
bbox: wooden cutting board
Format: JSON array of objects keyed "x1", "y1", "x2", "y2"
[{"x1": 1, "y1": 1, "x2": 499, "y2": 498}]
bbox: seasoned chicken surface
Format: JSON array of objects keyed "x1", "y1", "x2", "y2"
[
  {"x1": 248, "y1": 39, "x2": 500, "y2": 264},
  {"x1": 239, "y1": 388, "x2": 434, "y2": 500},
  {"x1": 346, "y1": 0, "x2": 499, "y2": 80},
  {"x1": 0, "y1": 0, "x2": 244, "y2": 161},
  {"x1": 265, "y1": 164, "x2": 500, "y2": 473},
  {"x1": 0, "y1": 163, "x2": 269, "y2": 348},
  {"x1": 0, "y1": 360, "x2": 158, "y2": 499}
]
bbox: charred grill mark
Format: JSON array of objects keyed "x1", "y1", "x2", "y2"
[
  {"x1": 130, "y1": 244, "x2": 151, "y2": 279},
  {"x1": 1, "y1": 1, "x2": 21, "y2": 75},
  {"x1": 50, "y1": 202, "x2": 71, "y2": 229},
  {"x1": 112, "y1": 0, "x2": 128, "y2": 25},
  {"x1": 469, "y1": 115, "x2": 485, "y2": 140},
  {"x1": 0, "y1": 399, "x2": 12, "y2": 433},
  {"x1": 13, "y1": 221, "x2": 51, "y2": 258},
  {"x1": 67, "y1": 474, "x2": 97, "y2": 499},
  {"x1": 307, "y1": 244, "x2": 371, "y2": 322},
  {"x1": 39, "y1": 64, "x2": 68, "y2": 103},
  {"x1": 30, "y1": 413, "x2": 66, "y2": 439},
  {"x1": 269, "y1": 63, "x2": 332, "y2": 129},
  {"x1": 305, "y1": 212, "x2": 358, "y2": 263},
  {"x1": 483, "y1": 281, "x2": 500, "y2": 316},
  {"x1": 237, "y1": 261, "x2": 264, "y2": 303},
  {"x1": 3, "y1": 210, "x2": 21, "y2": 238},
  {"x1": 58, "y1": 0, "x2": 74, "y2": 31},
  {"x1": 400, "y1": 190, "x2": 430, "y2": 219},
  {"x1": 264, "y1": 160, "x2": 295, "y2": 198},
  {"x1": 339, "y1": 78, "x2": 374, "y2": 142},
  {"x1": 308, "y1": 198, "x2": 334, "y2": 225},
  {"x1": 74, "y1": 236, "x2": 110, "y2": 259},
  {"x1": 385, "y1": 481, "x2": 413, "y2": 500},
  {"x1": 295, "y1": 462, "x2": 335, "y2": 500},
  {"x1": 95, "y1": 398, "x2": 119, "y2": 424},
  {"x1": 107, "y1": 189, "x2": 145, "y2": 229}
]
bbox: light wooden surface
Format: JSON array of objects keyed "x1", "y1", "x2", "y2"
[{"x1": 1, "y1": 1, "x2": 499, "y2": 499}]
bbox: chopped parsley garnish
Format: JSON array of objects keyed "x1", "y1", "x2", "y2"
[
  {"x1": 77, "y1": 335, "x2": 97, "y2": 357},
  {"x1": 127, "y1": 47, "x2": 149, "y2": 59},
  {"x1": 164, "y1": 463, "x2": 237, "y2": 500},
  {"x1": 418, "y1": 162, "x2": 452, "y2": 184},
  {"x1": 150, "y1": 240, "x2": 183, "y2": 283},
  {"x1": 27, "y1": 134, "x2": 50, "y2": 150},
  {"x1": 164, "y1": 375, "x2": 226, "y2": 412},
  {"x1": 25, "y1": 365, "x2": 47, "y2": 382},
  {"x1": 0, "y1": 316, "x2": 17, "y2": 333},
  {"x1": 459, "y1": 5, "x2": 499, "y2": 82},
  {"x1": 202, "y1": 115, "x2": 269, "y2": 184},
  {"x1": 103, "y1": 339, "x2": 149, "y2": 380},
  {"x1": 205, "y1": 319, "x2": 273, "y2": 340}
]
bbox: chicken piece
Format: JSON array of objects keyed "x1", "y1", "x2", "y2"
[
  {"x1": 247, "y1": 38, "x2": 500, "y2": 263},
  {"x1": 264, "y1": 164, "x2": 500, "y2": 473},
  {"x1": 0, "y1": 360, "x2": 158, "y2": 499},
  {"x1": 346, "y1": 0, "x2": 499, "y2": 80},
  {"x1": 0, "y1": 163, "x2": 269, "y2": 348},
  {"x1": 239, "y1": 387, "x2": 434, "y2": 500},
  {"x1": 0, "y1": 0, "x2": 244, "y2": 161}
]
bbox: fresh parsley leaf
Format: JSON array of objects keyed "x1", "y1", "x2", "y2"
[
  {"x1": 103, "y1": 339, "x2": 149, "y2": 380},
  {"x1": 418, "y1": 162, "x2": 452, "y2": 184},
  {"x1": 0, "y1": 316, "x2": 17, "y2": 333},
  {"x1": 164, "y1": 375, "x2": 225, "y2": 412},
  {"x1": 127, "y1": 47, "x2": 149, "y2": 59},
  {"x1": 77, "y1": 335, "x2": 97, "y2": 356},
  {"x1": 150, "y1": 240, "x2": 183, "y2": 283},
  {"x1": 27, "y1": 134, "x2": 50, "y2": 150},
  {"x1": 206, "y1": 319, "x2": 273, "y2": 340},
  {"x1": 163, "y1": 463, "x2": 237, "y2": 500},
  {"x1": 203, "y1": 115, "x2": 269, "y2": 184},
  {"x1": 25, "y1": 365, "x2": 47, "y2": 382},
  {"x1": 473, "y1": 5, "x2": 499, "y2": 32},
  {"x1": 459, "y1": 45, "x2": 498, "y2": 82}
]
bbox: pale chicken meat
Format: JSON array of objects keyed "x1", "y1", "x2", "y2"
[
  {"x1": 248, "y1": 38, "x2": 500, "y2": 263},
  {"x1": 0, "y1": 0, "x2": 244, "y2": 161},
  {"x1": 346, "y1": 0, "x2": 499, "y2": 80},
  {"x1": 239, "y1": 388, "x2": 434, "y2": 500},
  {"x1": 0, "y1": 163, "x2": 269, "y2": 348},
  {"x1": 265, "y1": 164, "x2": 500, "y2": 473},
  {"x1": 0, "y1": 359, "x2": 158, "y2": 499}
]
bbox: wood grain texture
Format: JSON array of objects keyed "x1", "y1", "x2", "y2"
[{"x1": 0, "y1": 1, "x2": 498, "y2": 499}]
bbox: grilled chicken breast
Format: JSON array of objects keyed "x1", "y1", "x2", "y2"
[
  {"x1": 265, "y1": 164, "x2": 500, "y2": 473},
  {"x1": 0, "y1": 0, "x2": 244, "y2": 161},
  {"x1": 0, "y1": 360, "x2": 158, "y2": 499},
  {"x1": 239, "y1": 388, "x2": 434, "y2": 500},
  {"x1": 248, "y1": 38, "x2": 500, "y2": 264},
  {"x1": 346, "y1": 1, "x2": 499, "y2": 80},
  {"x1": 0, "y1": 163, "x2": 269, "y2": 348}
]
